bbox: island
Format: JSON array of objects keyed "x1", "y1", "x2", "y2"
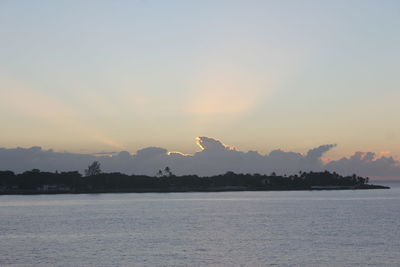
[{"x1": 0, "y1": 163, "x2": 389, "y2": 195}]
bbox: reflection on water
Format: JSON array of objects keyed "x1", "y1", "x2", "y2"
[{"x1": 1, "y1": 186, "x2": 400, "y2": 266}]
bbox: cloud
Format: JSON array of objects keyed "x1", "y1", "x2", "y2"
[
  {"x1": 196, "y1": 136, "x2": 234, "y2": 151},
  {"x1": 0, "y1": 137, "x2": 399, "y2": 178},
  {"x1": 326, "y1": 152, "x2": 400, "y2": 178},
  {"x1": 306, "y1": 144, "x2": 337, "y2": 161},
  {"x1": 135, "y1": 147, "x2": 168, "y2": 160}
]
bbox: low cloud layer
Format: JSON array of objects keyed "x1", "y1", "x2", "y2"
[{"x1": 1, "y1": 137, "x2": 399, "y2": 178}]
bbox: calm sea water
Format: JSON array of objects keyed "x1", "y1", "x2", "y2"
[{"x1": 1, "y1": 182, "x2": 400, "y2": 266}]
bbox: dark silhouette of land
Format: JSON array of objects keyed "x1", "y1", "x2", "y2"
[{"x1": 0, "y1": 163, "x2": 389, "y2": 195}]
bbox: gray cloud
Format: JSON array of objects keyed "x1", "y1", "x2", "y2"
[
  {"x1": 306, "y1": 144, "x2": 337, "y2": 161},
  {"x1": 326, "y1": 152, "x2": 400, "y2": 178},
  {"x1": 0, "y1": 137, "x2": 399, "y2": 178}
]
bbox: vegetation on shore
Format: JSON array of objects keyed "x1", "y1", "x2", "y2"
[{"x1": 0, "y1": 162, "x2": 389, "y2": 194}]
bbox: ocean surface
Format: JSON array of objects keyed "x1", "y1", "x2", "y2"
[{"x1": 1, "y1": 181, "x2": 399, "y2": 266}]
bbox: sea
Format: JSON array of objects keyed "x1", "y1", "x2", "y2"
[{"x1": 1, "y1": 181, "x2": 399, "y2": 266}]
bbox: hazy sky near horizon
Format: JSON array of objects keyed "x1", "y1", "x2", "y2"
[{"x1": 1, "y1": 0, "x2": 399, "y2": 160}]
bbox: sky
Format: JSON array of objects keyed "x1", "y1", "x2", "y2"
[{"x1": 1, "y1": 0, "x2": 399, "y2": 170}]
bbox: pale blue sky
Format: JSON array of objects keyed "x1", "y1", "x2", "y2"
[{"x1": 1, "y1": 0, "x2": 399, "y2": 160}]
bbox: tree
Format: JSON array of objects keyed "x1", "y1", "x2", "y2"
[
  {"x1": 157, "y1": 167, "x2": 173, "y2": 177},
  {"x1": 164, "y1": 166, "x2": 172, "y2": 177},
  {"x1": 85, "y1": 161, "x2": 101, "y2": 177}
]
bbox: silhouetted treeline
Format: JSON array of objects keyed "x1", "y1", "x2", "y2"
[{"x1": 0, "y1": 169, "x2": 388, "y2": 194}]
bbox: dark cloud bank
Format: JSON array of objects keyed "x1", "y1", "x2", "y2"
[{"x1": 1, "y1": 137, "x2": 399, "y2": 178}]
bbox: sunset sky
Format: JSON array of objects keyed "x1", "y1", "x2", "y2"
[{"x1": 1, "y1": 0, "x2": 399, "y2": 161}]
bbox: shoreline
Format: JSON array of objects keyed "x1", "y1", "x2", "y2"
[{"x1": 0, "y1": 184, "x2": 390, "y2": 196}]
